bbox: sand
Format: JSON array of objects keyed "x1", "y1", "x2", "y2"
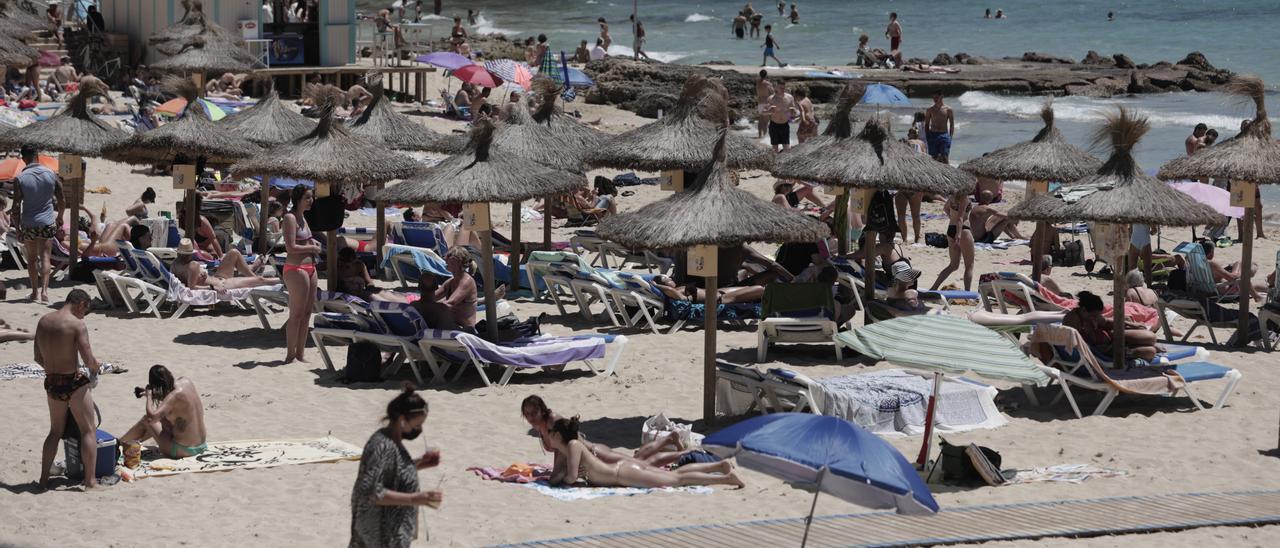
[{"x1": 2, "y1": 68, "x2": 1280, "y2": 547}]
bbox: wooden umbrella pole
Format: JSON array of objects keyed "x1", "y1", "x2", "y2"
[
  {"x1": 375, "y1": 182, "x2": 386, "y2": 260},
  {"x1": 1031, "y1": 221, "x2": 1046, "y2": 281},
  {"x1": 1112, "y1": 255, "x2": 1127, "y2": 362},
  {"x1": 480, "y1": 229, "x2": 499, "y2": 341},
  {"x1": 509, "y1": 200, "x2": 522, "y2": 292},
  {"x1": 68, "y1": 173, "x2": 80, "y2": 264},
  {"x1": 1237, "y1": 203, "x2": 1254, "y2": 347},
  {"x1": 703, "y1": 273, "x2": 718, "y2": 424},
  {"x1": 862, "y1": 229, "x2": 877, "y2": 325},
  {"x1": 185, "y1": 190, "x2": 197, "y2": 242},
  {"x1": 835, "y1": 191, "x2": 849, "y2": 255},
  {"x1": 258, "y1": 183, "x2": 270, "y2": 253},
  {"x1": 543, "y1": 198, "x2": 552, "y2": 247}
]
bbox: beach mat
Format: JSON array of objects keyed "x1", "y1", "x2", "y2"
[
  {"x1": 135, "y1": 436, "x2": 360, "y2": 478},
  {"x1": 469, "y1": 465, "x2": 712, "y2": 500},
  {"x1": 0, "y1": 362, "x2": 124, "y2": 381}
]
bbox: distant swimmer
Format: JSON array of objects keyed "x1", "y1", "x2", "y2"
[
  {"x1": 995, "y1": 9, "x2": 1006, "y2": 19},
  {"x1": 777, "y1": 1, "x2": 785, "y2": 16},
  {"x1": 733, "y1": 13, "x2": 746, "y2": 39},
  {"x1": 1107, "y1": 11, "x2": 1115, "y2": 21},
  {"x1": 984, "y1": 9, "x2": 992, "y2": 19},
  {"x1": 789, "y1": 3, "x2": 799, "y2": 24},
  {"x1": 598, "y1": 17, "x2": 612, "y2": 50},
  {"x1": 1186, "y1": 122, "x2": 1208, "y2": 156}
]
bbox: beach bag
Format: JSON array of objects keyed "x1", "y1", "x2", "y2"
[
  {"x1": 342, "y1": 342, "x2": 383, "y2": 383},
  {"x1": 305, "y1": 195, "x2": 346, "y2": 232},
  {"x1": 935, "y1": 438, "x2": 1004, "y2": 486},
  {"x1": 925, "y1": 232, "x2": 948, "y2": 248},
  {"x1": 641, "y1": 412, "x2": 700, "y2": 448},
  {"x1": 864, "y1": 190, "x2": 897, "y2": 235}
]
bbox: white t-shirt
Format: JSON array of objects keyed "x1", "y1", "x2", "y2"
[{"x1": 590, "y1": 45, "x2": 606, "y2": 60}]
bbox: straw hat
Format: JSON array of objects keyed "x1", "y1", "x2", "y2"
[{"x1": 176, "y1": 238, "x2": 195, "y2": 255}]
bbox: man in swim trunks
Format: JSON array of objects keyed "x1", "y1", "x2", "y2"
[
  {"x1": 11, "y1": 144, "x2": 64, "y2": 303},
  {"x1": 732, "y1": 13, "x2": 746, "y2": 39},
  {"x1": 885, "y1": 12, "x2": 902, "y2": 63},
  {"x1": 761, "y1": 24, "x2": 784, "y2": 67},
  {"x1": 923, "y1": 91, "x2": 955, "y2": 163},
  {"x1": 35, "y1": 289, "x2": 100, "y2": 489},
  {"x1": 120, "y1": 365, "x2": 208, "y2": 461},
  {"x1": 765, "y1": 81, "x2": 796, "y2": 151}
]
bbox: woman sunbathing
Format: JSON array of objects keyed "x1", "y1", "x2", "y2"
[
  {"x1": 546, "y1": 417, "x2": 742, "y2": 489},
  {"x1": 650, "y1": 275, "x2": 764, "y2": 304},
  {"x1": 172, "y1": 238, "x2": 278, "y2": 292}
]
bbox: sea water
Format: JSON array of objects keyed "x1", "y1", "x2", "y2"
[{"x1": 366, "y1": 1, "x2": 1280, "y2": 204}]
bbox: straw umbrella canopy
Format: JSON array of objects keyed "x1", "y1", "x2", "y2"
[
  {"x1": 348, "y1": 75, "x2": 452, "y2": 152},
  {"x1": 0, "y1": 77, "x2": 126, "y2": 156},
  {"x1": 0, "y1": 31, "x2": 37, "y2": 66},
  {"x1": 961, "y1": 101, "x2": 1102, "y2": 280},
  {"x1": 149, "y1": 35, "x2": 263, "y2": 75},
  {"x1": 232, "y1": 103, "x2": 420, "y2": 292},
  {"x1": 584, "y1": 74, "x2": 774, "y2": 173},
  {"x1": 0, "y1": 1, "x2": 50, "y2": 34},
  {"x1": 148, "y1": 0, "x2": 244, "y2": 57},
  {"x1": 597, "y1": 89, "x2": 827, "y2": 423},
  {"x1": 1158, "y1": 76, "x2": 1280, "y2": 348},
  {"x1": 376, "y1": 117, "x2": 586, "y2": 340},
  {"x1": 1059, "y1": 108, "x2": 1222, "y2": 359}
]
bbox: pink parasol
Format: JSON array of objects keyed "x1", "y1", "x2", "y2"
[
  {"x1": 1168, "y1": 181, "x2": 1245, "y2": 218},
  {"x1": 451, "y1": 64, "x2": 504, "y2": 89}
]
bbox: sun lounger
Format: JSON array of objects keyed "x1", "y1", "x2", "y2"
[
  {"x1": 978, "y1": 272, "x2": 1066, "y2": 314},
  {"x1": 757, "y1": 282, "x2": 842, "y2": 361},
  {"x1": 381, "y1": 243, "x2": 450, "y2": 288},
  {"x1": 714, "y1": 361, "x2": 773, "y2": 416},
  {"x1": 112, "y1": 249, "x2": 275, "y2": 319},
  {"x1": 525, "y1": 250, "x2": 591, "y2": 303},
  {"x1": 420, "y1": 331, "x2": 629, "y2": 387},
  {"x1": 1158, "y1": 244, "x2": 1242, "y2": 345},
  {"x1": 606, "y1": 272, "x2": 667, "y2": 334},
  {"x1": 570, "y1": 230, "x2": 672, "y2": 274},
  {"x1": 311, "y1": 309, "x2": 384, "y2": 375},
  {"x1": 1029, "y1": 324, "x2": 1242, "y2": 418}
]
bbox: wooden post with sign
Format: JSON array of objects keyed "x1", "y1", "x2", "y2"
[
  {"x1": 1096, "y1": 222, "x2": 1132, "y2": 361},
  {"x1": 1232, "y1": 180, "x2": 1257, "y2": 347},
  {"x1": 1026, "y1": 180, "x2": 1050, "y2": 282},
  {"x1": 465, "y1": 202, "x2": 500, "y2": 341},
  {"x1": 688, "y1": 244, "x2": 718, "y2": 424},
  {"x1": 659, "y1": 170, "x2": 684, "y2": 192},
  {"x1": 172, "y1": 164, "x2": 198, "y2": 240},
  {"x1": 59, "y1": 154, "x2": 84, "y2": 263}
]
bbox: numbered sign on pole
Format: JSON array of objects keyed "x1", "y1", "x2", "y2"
[
  {"x1": 58, "y1": 154, "x2": 83, "y2": 180},
  {"x1": 1095, "y1": 222, "x2": 1131, "y2": 267},
  {"x1": 659, "y1": 170, "x2": 684, "y2": 192},
  {"x1": 687, "y1": 244, "x2": 718, "y2": 277},
  {"x1": 315, "y1": 181, "x2": 331, "y2": 198},
  {"x1": 463, "y1": 202, "x2": 491, "y2": 231},
  {"x1": 1028, "y1": 180, "x2": 1049, "y2": 196},
  {"x1": 1231, "y1": 181, "x2": 1257, "y2": 208},
  {"x1": 171, "y1": 164, "x2": 196, "y2": 189},
  {"x1": 823, "y1": 185, "x2": 845, "y2": 195},
  {"x1": 849, "y1": 188, "x2": 873, "y2": 215}
]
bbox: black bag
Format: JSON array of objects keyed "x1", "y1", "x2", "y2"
[
  {"x1": 924, "y1": 232, "x2": 948, "y2": 248},
  {"x1": 1053, "y1": 239, "x2": 1084, "y2": 267},
  {"x1": 476, "y1": 314, "x2": 543, "y2": 342},
  {"x1": 936, "y1": 438, "x2": 1003, "y2": 485},
  {"x1": 864, "y1": 190, "x2": 898, "y2": 235},
  {"x1": 342, "y1": 342, "x2": 383, "y2": 383},
  {"x1": 305, "y1": 195, "x2": 346, "y2": 232}
]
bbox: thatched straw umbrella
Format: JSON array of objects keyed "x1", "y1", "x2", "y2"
[
  {"x1": 219, "y1": 83, "x2": 317, "y2": 251},
  {"x1": 231, "y1": 102, "x2": 420, "y2": 292},
  {"x1": 584, "y1": 74, "x2": 774, "y2": 174},
  {"x1": 1158, "y1": 75, "x2": 1280, "y2": 347},
  {"x1": 961, "y1": 101, "x2": 1103, "y2": 281},
  {"x1": 773, "y1": 92, "x2": 975, "y2": 320},
  {"x1": 148, "y1": 0, "x2": 244, "y2": 57},
  {"x1": 149, "y1": 35, "x2": 263, "y2": 75},
  {"x1": 103, "y1": 77, "x2": 263, "y2": 239},
  {"x1": 0, "y1": 77, "x2": 127, "y2": 263},
  {"x1": 0, "y1": 0, "x2": 50, "y2": 34},
  {"x1": 597, "y1": 90, "x2": 827, "y2": 423},
  {"x1": 1053, "y1": 108, "x2": 1222, "y2": 359},
  {"x1": 376, "y1": 117, "x2": 587, "y2": 341},
  {"x1": 0, "y1": 30, "x2": 38, "y2": 66}
]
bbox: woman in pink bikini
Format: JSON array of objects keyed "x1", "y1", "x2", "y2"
[{"x1": 282, "y1": 186, "x2": 322, "y2": 364}]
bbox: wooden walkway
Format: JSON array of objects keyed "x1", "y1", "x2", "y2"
[{"x1": 500, "y1": 490, "x2": 1280, "y2": 547}]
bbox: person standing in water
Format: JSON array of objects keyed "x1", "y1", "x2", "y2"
[
  {"x1": 629, "y1": 15, "x2": 650, "y2": 60},
  {"x1": 598, "y1": 17, "x2": 611, "y2": 50},
  {"x1": 789, "y1": 3, "x2": 799, "y2": 24},
  {"x1": 35, "y1": 289, "x2": 100, "y2": 489},
  {"x1": 777, "y1": 1, "x2": 785, "y2": 16},
  {"x1": 761, "y1": 24, "x2": 784, "y2": 67},
  {"x1": 732, "y1": 13, "x2": 746, "y2": 39}
]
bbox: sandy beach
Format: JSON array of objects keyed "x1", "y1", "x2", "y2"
[{"x1": 2, "y1": 65, "x2": 1280, "y2": 547}]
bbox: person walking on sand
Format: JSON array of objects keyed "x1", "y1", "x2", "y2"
[
  {"x1": 10, "y1": 144, "x2": 63, "y2": 303},
  {"x1": 885, "y1": 12, "x2": 903, "y2": 64},
  {"x1": 119, "y1": 365, "x2": 207, "y2": 464},
  {"x1": 35, "y1": 289, "x2": 100, "y2": 489},
  {"x1": 756, "y1": 69, "x2": 772, "y2": 139},
  {"x1": 765, "y1": 80, "x2": 797, "y2": 152},
  {"x1": 923, "y1": 91, "x2": 955, "y2": 163},
  {"x1": 629, "y1": 15, "x2": 650, "y2": 61},
  {"x1": 761, "y1": 24, "x2": 784, "y2": 67},
  {"x1": 350, "y1": 385, "x2": 443, "y2": 548}
]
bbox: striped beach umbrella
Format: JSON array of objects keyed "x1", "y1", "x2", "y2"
[{"x1": 483, "y1": 59, "x2": 533, "y2": 91}]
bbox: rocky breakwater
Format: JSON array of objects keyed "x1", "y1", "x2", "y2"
[{"x1": 581, "y1": 51, "x2": 1234, "y2": 118}]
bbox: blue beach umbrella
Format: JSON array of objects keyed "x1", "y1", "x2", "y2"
[
  {"x1": 704, "y1": 413, "x2": 938, "y2": 547},
  {"x1": 859, "y1": 83, "x2": 912, "y2": 106}
]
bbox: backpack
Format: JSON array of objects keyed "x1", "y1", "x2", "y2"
[
  {"x1": 864, "y1": 190, "x2": 898, "y2": 235},
  {"x1": 342, "y1": 342, "x2": 383, "y2": 383}
]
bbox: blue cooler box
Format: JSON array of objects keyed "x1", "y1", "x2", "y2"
[{"x1": 64, "y1": 429, "x2": 118, "y2": 479}]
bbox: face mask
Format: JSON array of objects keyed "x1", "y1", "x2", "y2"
[{"x1": 402, "y1": 426, "x2": 422, "y2": 440}]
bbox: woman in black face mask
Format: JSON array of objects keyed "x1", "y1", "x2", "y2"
[{"x1": 350, "y1": 383, "x2": 443, "y2": 548}]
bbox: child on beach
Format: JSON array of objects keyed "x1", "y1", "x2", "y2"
[{"x1": 761, "y1": 24, "x2": 784, "y2": 67}]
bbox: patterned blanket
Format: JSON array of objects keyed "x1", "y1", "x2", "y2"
[{"x1": 134, "y1": 437, "x2": 361, "y2": 478}]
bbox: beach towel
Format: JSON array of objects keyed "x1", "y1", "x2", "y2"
[
  {"x1": 468, "y1": 463, "x2": 551, "y2": 483},
  {"x1": 1031, "y1": 325, "x2": 1183, "y2": 396},
  {"x1": 1035, "y1": 283, "x2": 1161, "y2": 329},
  {"x1": 454, "y1": 333, "x2": 605, "y2": 368},
  {"x1": 1004, "y1": 464, "x2": 1130, "y2": 484},
  {"x1": 973, "y1": 238, "x2": 1031, "y2": 250},
  {"x1": 380, "y1": 243, "x2": 451, "y2": 278},
  {"x1": 0, "y1": 362, "x2": 122, "y2": 381},
  {"x1": 802, "y1": 369, "x2": 1007, "y2": 436},
  {"x1": 166, "y1": 274, "x2": 274, "y2": 307},
  {"x1": 514, "y1": 481, "x2": 712, "y2": 500},
  {"x1": 133, "y1": 436, "x2": 361, "y2": 478}
]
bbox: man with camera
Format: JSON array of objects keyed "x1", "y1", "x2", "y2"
[{"x1": 119, "y1": 366, "x2": 207, "y2": 465}]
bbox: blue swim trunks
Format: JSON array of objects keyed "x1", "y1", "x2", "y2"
[{"x1": 926, "y1": 130, "x2": 952, "y2": 158}]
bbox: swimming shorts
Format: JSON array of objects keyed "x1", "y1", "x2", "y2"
[
  {"x1": 735, "y1": 27, "x2": 744, "y2": 39},
  {"x1": 764, "y1": 47, "x2": 775, "y2": 57},
  {"x1": 768, "y1": 121, "x2": 791, "y2": 145},
  {"x1": 890, "y1": 36, "x2": 901, "y2": 51},
  {"x1": 20, "y1": 224, "x2": 57, "y2": 241},
  {"x1": 44, "y1": 372, "x2": 90, "y2": 402},
  {"x1": 926, "y1": 130, "x2": 952, "y2": 158}
]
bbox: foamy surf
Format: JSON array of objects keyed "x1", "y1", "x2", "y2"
[
  {"x1": 605, "y1": 45, "x2": 689, "y2": 64},
  {"x1": 473, "y1": 14, "x2": 516, "y2": 36},
  {"x1": 957, "y1": 91, "x2": 1248, "y2": 129},
  {"x1": 685, "y1": 13, "x2": 715, "y2": 23}
]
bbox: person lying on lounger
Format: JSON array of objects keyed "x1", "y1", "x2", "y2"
[
  {"x1": 172, "y1": 238, "x2": 278, "y2": 292},
  {"x1": 1064, "y1": 291, "x2": 1159, "y2": 362},
  {"x1": 650, "y1": 275, "x2": 765, "y2": 304},
  {"x1": 119, "y1": 365, "x2": 207, "y2": 463},
  {"x1": 545, "y1": 417, "x2": 743, "y2": 489}
]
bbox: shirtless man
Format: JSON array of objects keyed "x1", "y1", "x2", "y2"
[
  {"x1": 119, "y1": 365, "x2": 208, "y2": 461},
  {"x1": 755, "y1": 69, "x2": 772, "y2": 139},
  {"x1": 764, "y1": 81, "x2": 797, "y2": 151},
  {"x1": 885, "y1": 12, "x2": 903, "y2": 64},
  {"x1": 1185, "y1": 123, "x2": 1208, "y2": 156},
  {"x1": 35, "y1": 289, "x2": 100, "y2": 489},
  {"x1": 732, "y1": 13, "x2": 747, "y2": 39},
  {"x1": 789, "y1": 3, "x2": 799, "y2": 24},
  {"x1": 923, "y1": 91, "x2": 955, "y2": 163},
  {"x1": 969, "y1": 190, "x2": 1025, "y2": 244}
]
